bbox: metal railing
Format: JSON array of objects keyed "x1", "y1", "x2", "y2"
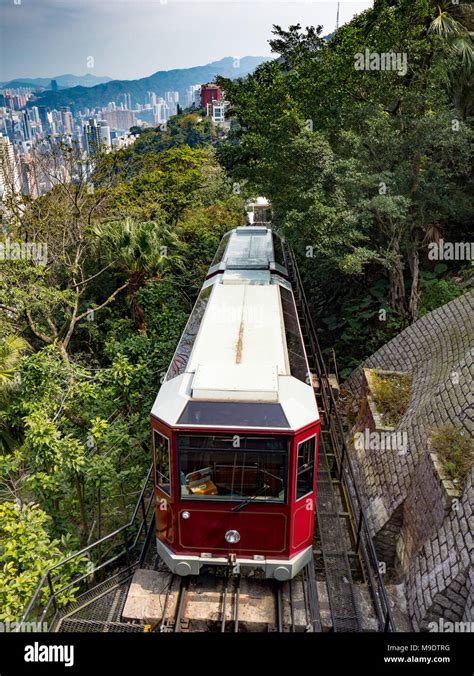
[
  {"x1": 17, "y1": 459, "x2": 155, "y2": 631},
  {"x1": 282, "y1": 240, "x2": 396, "y2": 632}
]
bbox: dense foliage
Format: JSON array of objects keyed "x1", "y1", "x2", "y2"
[
  {"x1": 217, "y1": 0, "x2": 473, "y2": 374},
  {"x1": 0, "y1": 115, "x2": 243, "y2": 618},
  {"x1": 1, "y1": 0, "x2": 472, "y2": 619}
]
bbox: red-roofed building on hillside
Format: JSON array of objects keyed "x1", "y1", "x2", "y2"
[{"x1": 200, "y1": 84, "x2": 222, "y2": 109}]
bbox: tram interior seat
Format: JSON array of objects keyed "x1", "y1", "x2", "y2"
[{"x1": 182, "y1": 464, "x2": 283, "y2": 499}]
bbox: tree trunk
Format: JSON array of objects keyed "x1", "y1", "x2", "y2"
[
  {"x1": 129, "y1": 272, "x2": 147, "y2": 335},
  {"x1": 129, "y1": 290, "x2": 147, "y2": 335},
  {"x1": 388, "y1": 243, "x2": 408, "y2": 320},
  {"x1": 75, "y1": 474, "x2": 88, "y2": 547},
  {"x1": 408, "y1": 240, "x2": 421, "y2": 323}
]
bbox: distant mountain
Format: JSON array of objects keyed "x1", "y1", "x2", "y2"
[
  {"x1": 0, "y1": 74, "x2": 113, "y2": 90},
  {"x1": 25, "y1": 57, "x2": 270, "y2": 111}
]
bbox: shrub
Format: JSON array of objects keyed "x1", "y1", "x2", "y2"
[
  {"x1": 430, "y1": 425, "x2": 473, "y2": 484},
  {"x1": 369, "y1": 370, "x2": 412, "y2": 427}
]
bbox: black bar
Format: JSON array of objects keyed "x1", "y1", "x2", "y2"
[
  {"x1": 355, "y1": 510, "x2": 363, "y2": 553},
  {"x1": 46, "y1": 573, "x2": 57, "y2": 613}
]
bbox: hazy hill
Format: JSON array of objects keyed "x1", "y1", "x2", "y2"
[
  {"x1": 26, "y1": 56, "x2": 270, "y2": 111},
  {"x1": 0, "y1": 74, "x2": 113, "y2": 90}
]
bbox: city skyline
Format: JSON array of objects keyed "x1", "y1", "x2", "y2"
[{"x1": 1, "y1": 0, "x2": 373, "y2": 82}]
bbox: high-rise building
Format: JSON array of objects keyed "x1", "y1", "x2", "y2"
[
  {"x1": 61, "y1": 107, "x2": 74, "y2": 135},
  {"x1": 165, "y1": 91, "x2": 179, "y2": 104},
  {"x1": 186, "y1": 84, "x2": 201, "y2": 108},
  {"x1": 20, "y1": 111, "x2": 32, "y2": 141},
  {"x1": 0, "y1": 133, "x2": 21, "y2": 198},
  {"x1": 101, "y1": 109, "x2": 136, "y2": 132},
  {"x1": 19, "y1": 154, "x2": 40, "y2": 197},
  {"x1": 98, "y1": 121, "x2": 111, "y2": 148},
  {"x1": 37, "y1": 107, "x2": 52, "y2": 134},
  {"x1": 83, "y1": 118, "x2": 101, "y2": 154},
  {"x1": 30, "y1": 107, "x2": 41, "y2": 126},
  {"x1": 153, "y1": 99, "x2": 171, "y2": 124}
]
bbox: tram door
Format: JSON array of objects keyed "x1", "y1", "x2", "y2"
[
  {"x1": 153, "y1": 429, "x2": 174, "y2": 544},
  {"x1": 291, "y1": 433, "x2": 318, "y2": 551}
]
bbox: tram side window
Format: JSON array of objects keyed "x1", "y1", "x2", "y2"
[
  {"x1": 154, "y1": 431, "x2": 171, "y2": 495},
  {"x1": 295, "y1": 437, "x2": 315, "y2": 501}
]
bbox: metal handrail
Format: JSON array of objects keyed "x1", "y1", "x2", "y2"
[
  {"x1": 18, "y1": 459, "x2": 154, "y2": 630},
  {"x1": 282, "y1": 240, "x2": 396, "y2": 632}
]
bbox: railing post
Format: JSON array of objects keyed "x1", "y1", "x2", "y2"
[
  {"x1": 47, "y1": 572, "x2": 58, "y2": 613},
  {"x1": 339, "y1": 440, "x2": 346, "y2": 477},
  {"x1": 141, "y1": 495, "x2": 147, "y2": 531},
  {"x1": 355, "y1": 509, "x2": 363, "y2": 554},
  {"x1": 123, "y1": 530, "x2": 131, "y2": 569}
]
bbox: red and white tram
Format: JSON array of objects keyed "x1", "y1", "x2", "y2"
[{"x1": 150, "y1": 225, "x2": 320, "y2": 581}]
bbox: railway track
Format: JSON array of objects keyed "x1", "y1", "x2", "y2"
[{"x1": 156, "y1": 560, "x2": 321, "y2": 633}]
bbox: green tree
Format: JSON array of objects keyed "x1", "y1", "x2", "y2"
[
  {"x1": 92, "y1": 219, "x2": 181, "y2": 334},
  {"x1": 218, "y1": 0, "x2": 473, "y2": 334},
  {"x1": 0, "y1": 501, "x2": 86, "y2": 622}
]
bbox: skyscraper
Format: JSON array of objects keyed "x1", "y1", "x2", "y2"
[
  {"x1": 98, "y1": 121, "x2": 111, "y2": 148},
  {"x1": 61, "y1": 107, "x2": 74, "y2": 135},
  {"x1": 186, "y1": 84, "x2": 201, "y2": 108},
  {"x1": 83, "y1": 118, "x2": 101, "y2": 154},
  {"x1": 0, "y1": 133, "x2": 21, "y2": 199}
]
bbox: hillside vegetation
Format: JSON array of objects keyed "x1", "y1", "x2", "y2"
[
  {"x1": 217, "y1": 0, "x2": 473, "y2": 375},
  {"x1": 0, "y1": 118, "x2": 243, "y2": 620},
  {"x1": 0, "y1": 0, "x2": 472, "y2": 619}
]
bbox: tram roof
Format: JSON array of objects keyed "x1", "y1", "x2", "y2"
[
  {"x1": 151, "y1": 228, "x2": 319, "y2": 432},
  {"x1": 207, "y1": 226, "x2": 287, "y2": 278}
]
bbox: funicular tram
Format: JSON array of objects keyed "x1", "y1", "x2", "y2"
[
  {"x1": 150, "y1": 207, "x2": 320, "y2": 581},
  {"x1": 245, "y1": 196, "x2": 272, "y2": 225}
]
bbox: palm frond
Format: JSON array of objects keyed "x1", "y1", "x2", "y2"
[
  {"x1": 452, "y1": 36, "x2": 474, "y2": 67},
  {"x1": 429, "y1": 10, "x2": 464, "y2": 38}
]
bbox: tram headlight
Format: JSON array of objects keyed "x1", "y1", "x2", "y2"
[
  {"x1": 225, "y1": 529, "x2": 240, "y2": 544},
  {"x1": 182, "y1": 511, "x2": 190, "y2": 519}
]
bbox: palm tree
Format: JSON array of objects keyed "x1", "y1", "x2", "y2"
[
  {"x1": 93, "y1": 219, "x2": 182, "y2": 334},
  {"x1": 0, "y1": 335, "x2": 30, "y2": 398},
  {"x1": 0, "y1": 335, "x2": 30, "y2": 452},
  {"x1": 429, "y1": 2, "x2": 473, "y2": 117}
]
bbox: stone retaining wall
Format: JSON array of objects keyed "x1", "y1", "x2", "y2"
[{"x1": 344, "y1": 290, "x2": 473, "y2": 628}]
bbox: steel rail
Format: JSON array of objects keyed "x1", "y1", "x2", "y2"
[{"x1": 174, "y1": 577, "x2": 189, "y2": 633}]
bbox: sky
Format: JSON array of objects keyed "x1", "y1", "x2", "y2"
[{"x1": 0, "y1": 0, "x2": 373, "y2": 82}]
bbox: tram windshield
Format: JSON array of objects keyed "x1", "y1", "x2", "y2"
[{"x1": 177, "y1": 434, "x2": 288, "y2": 502}]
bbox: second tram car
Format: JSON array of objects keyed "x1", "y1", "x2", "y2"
[{"x1": 150, "y1": 224, "x2": 320, "y2": 581}]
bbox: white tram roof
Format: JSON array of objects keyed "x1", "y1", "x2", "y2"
[
  {"x1": 189, "y1": 284, "x2": 287, "y2": 401},
  {"x1": 151, "y1": 227, "x2": 319, "y2": 432}
]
